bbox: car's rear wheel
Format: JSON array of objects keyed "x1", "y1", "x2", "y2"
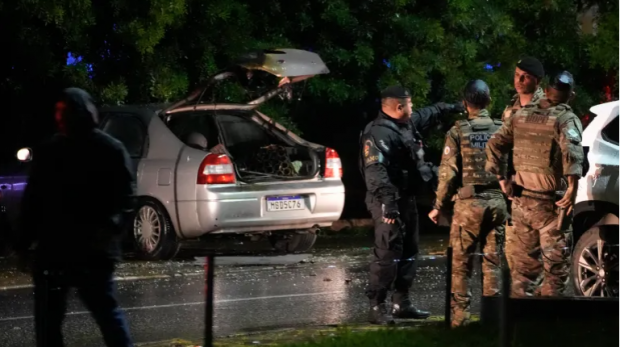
[
  {"x1": 132, "y1": 199, "x2": 180, "y2": 260},
  {"x1": 269, "y1": 232, "x2": 317, "y2": 253},
  {"x1": 572, "y1": 226, "x2": 619, "y2": 297}
]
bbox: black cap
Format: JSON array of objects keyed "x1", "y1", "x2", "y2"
[
  {"x1": 516, "y1": 56, "x2": 545, "y2": 79},
  {"x1": 380, "y1": 85, "x2": 411, "y2": 99},
  {"x1": 549, "y1": 71, "x2": 575, "y2": 92},
  {"x1": 463, "y1": 79, "x2": 491, "y2": 108}
]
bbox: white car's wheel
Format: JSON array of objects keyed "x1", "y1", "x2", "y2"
[
  {"x1": 133, "y1": 199, "x2": 180, "y2": 260},
  {"x1": 572, "y1": 227, "x2": 619, "y2": 297}
]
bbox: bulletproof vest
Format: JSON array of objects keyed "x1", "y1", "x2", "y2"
[
  {"x1": 512, "y1": 104, "x2": 569, "y2": 175},
  {"x1": 457, "y1": 116, "x2": 502, "y2": 186},
  {"x1": 359, "y1": 115, "x2": 424, "y2": 190}
]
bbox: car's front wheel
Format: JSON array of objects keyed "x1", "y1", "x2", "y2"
[
  {"x1": 269, "y1": 232, "x2": 318, "y2": 253},
  {"x1": 572, "y1": 226, "x2": 619, "y2": 297},
  {"x1": 132, "y1": 199, "x2": 180, "y2": 261}
]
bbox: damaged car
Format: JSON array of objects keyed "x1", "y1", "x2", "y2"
[{"x1": 97, "y1": 49, "x2": 345, "y2": 260}]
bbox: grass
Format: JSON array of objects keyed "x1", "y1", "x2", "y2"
[
  {"x1": 278, "y1": 320, "x2": 618, "y2": 347},
  {"x1": 148, "y1": 317, "x2": 618, "y2": 347}
]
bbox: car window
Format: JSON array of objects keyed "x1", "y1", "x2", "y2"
[
  {"x1": 167, "y1": 112, "x2": 220, "y2": 150},
  {"x1": 216, "y1": 113, "x2": 274, "y2": 150},
  {"x1": 602, "y1": 116, "x2": 619, "y2": 145},
  {"x1": 101, "y1": 113, "x2": 147, "y2": 157}
]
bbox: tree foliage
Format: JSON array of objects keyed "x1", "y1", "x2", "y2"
[{"x1": 0, "y1": 0, "x2": 617, "y2": 144}]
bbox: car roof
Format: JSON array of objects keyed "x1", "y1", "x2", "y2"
[
  {"x1": 589, "y1": 100, "x2": 619, "y2": 119},
  {"x1": 99, "y1": 103, "x2": 169, "y2": 124}
]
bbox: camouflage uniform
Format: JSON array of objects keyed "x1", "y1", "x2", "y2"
[
  {"x1": 434, "y1": 109, "x2": 507, "y2": 327},
  {"x1": 501, "y1": 87, "x2": 545, "y2": 279},
  {"x1": 486, "y1": 99, "x2": 584, "y2": 297},
  {"x1": 501, "y1": 87, "x2": 545, "y2": 122}
]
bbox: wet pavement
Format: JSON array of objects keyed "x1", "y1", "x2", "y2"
[{"x1": 0, "y1": 234, "x2": 473, "y2": 347}]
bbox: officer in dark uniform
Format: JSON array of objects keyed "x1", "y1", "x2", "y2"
[{"x1": 360, "y1": 86, "x2": 465, "y2": 324}]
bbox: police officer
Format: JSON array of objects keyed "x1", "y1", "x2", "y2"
[
  {"x1": 427, "y1": 80, "x2": 507, "y2": 327},
  {"x1": 360, "y1": 85, "x2": 465, "y2": 324},
  {"x1": 486, "y1": 71, "x2": 584, "y2": 297},
  {"x1": 502, "y1": 56, "x2": 546, "y2": 122}
]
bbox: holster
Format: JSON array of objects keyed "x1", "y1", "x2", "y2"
[{"x1": 457, "y1": 185, "x2": 475, "y2": 200}]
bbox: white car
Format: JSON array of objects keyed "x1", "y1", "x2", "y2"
[{"x1": 572, "y1": 100, "x2": 619, "y2": 297}]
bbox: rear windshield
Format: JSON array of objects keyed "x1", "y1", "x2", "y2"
[
  {"x1": 216, "y1": 113, "x2": 277, "y2": 151},
  {"x1": 166, "y1": 111, "x2": 279, "y2": 155}
]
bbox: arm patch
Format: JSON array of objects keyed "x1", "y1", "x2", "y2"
[{"x1": 363, "y1": 138, "x2": 387, "y2": 167}]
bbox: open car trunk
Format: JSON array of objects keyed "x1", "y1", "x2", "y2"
[
  {"x1": 166, "y1": 110, "x2": 322, "y2": 183},
  {"x1": 162, "y1": 48, "x2": 330, "y2": 183},
  {"x1": 215, "y1": 112, "x2": 321, "y2": 182}
]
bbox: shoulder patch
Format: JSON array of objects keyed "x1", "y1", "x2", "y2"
[
  {"x1": 567, "y1": 128, "x2": 580, "y2": 139},
  {"x1": 443, "y1": 146, "x2": 450, "y2": 155},
  {"x1": 362, "y1": 138, "x2": 387, "y2": 167}
]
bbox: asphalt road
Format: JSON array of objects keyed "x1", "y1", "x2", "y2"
[{"x1": 0, "y1": 252, "x2": 469, "y2": 347}]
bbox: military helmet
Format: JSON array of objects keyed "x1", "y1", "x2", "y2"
[
  {"x1": 549, "y1": 71, "x2": 575, "y2": 92},
  {"x1": 463, "y1": 79, "x2": 491, "y2": 108}
]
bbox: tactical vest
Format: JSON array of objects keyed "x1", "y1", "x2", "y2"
[
  {"x1": 457, "y1": 116, "x2": 502, "y2": 186},
  {"x1": 358, "y1": 115, "x2": 425, "y2": 191},
  {"x1": 512, "y1": 104, "x2": 568, "y2": 175}
]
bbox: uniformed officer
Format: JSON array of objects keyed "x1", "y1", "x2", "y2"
[
  {"x1": 486, "y1": 71, "x2": 584, "y2": 297},
  {"x1": 428, "y1": 80, "x2": 507, "y2": 327},
  {"x1": 360, "y1": 85, "x2": 465, "y2": 324},
  {"x1": 502, "y1": 56, "x2": 546, "y2": 122}
]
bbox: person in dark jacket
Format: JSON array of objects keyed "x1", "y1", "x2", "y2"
[
  {"x1": 14, "y1": 88, "x2": 135, "y2": 347},
  {"x1": 359, "y1": 85, "x2": 465, "y2": 324}
]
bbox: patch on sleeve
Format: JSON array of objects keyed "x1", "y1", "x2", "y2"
[
  {"x1": 443, "y1": 146, "x2": 450, "y2": 155},
  {"x1": 363, "y1": 139, "x2": 382, "y2": 166},
  {"x1": 567, "y1": 128, "x2": 580, "y2": 139}
]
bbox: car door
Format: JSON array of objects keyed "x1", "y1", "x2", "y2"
[
  {"x1": 99, "y1": 112, "x2": 149, "y2": 175},
  {"x1": 591, "y1": 114, "x2": 619, "y2": 206}
]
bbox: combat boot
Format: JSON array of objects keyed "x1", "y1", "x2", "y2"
[
  {"x1": 392, "y1": 299, "x2": 431, "y2": 319},
  {"x1": 368, "y1": 303, "x2": 395, "y2": 325}
]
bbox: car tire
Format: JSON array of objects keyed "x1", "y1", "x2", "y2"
[
  {"x1": 269, "y1": 233, "x2": 317, "y2": 253},
  {"x1": 572, "y1": 226, "x2": 619, "y2": 297},
  {"x1": 132, "y1": 199, "x2": 180, "y2": 261}
]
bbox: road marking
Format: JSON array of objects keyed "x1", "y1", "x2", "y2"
[
  {"x1": 0, "y1": 291, "x2": 345, "y2": 322},
  {"x1": 0, "y1": 274, "x2": 174, "y2": 291}
]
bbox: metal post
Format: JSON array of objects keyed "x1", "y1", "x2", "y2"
[
  {"x1": 499, "y1": 264, "x2": 511, "y2": 347},
  {"x1": 204, "y1": 253, "x2": 215, "y2": 347},
  {"x1": 444, "y1": 246, "x2": 453, "y2": 329}
]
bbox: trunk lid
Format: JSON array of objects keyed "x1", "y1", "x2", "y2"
[{"x1": 162, "y1": 49, "x2": 329, "y2": 114}]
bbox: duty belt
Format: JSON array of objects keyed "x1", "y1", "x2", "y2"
[{"x1": 515, "y1": 186, "x2": 556, "y2": 201}]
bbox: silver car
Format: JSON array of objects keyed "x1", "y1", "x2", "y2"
[{"x1": 96, "y1": 49, "x2": 345, "y2": 260}]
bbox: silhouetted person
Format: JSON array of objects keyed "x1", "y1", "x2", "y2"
[{"x1": 14, "y1": 88, "x2": 135, "y2": 347}]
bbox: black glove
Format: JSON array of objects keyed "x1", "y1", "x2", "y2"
[
  {"x1": 450, "y1": 103, "x2": 466, "y2": 113},
  {"x1": 381, "y1": 203, "x2": 400, "y2": 220}
]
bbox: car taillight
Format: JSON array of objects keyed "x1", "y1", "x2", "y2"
[
  {"x1": 580, "y1": 111, "x2": 597, "y2": 129},
  {"x1": 197, "y1": 154, "x2": 236, "y2": 185},
  {"x1": 324, "y1": 148, "x2": 343, "y2": 179}
]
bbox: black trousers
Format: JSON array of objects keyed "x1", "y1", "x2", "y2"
[
  {"x1": 365, "y1": 194, "x2": 420, "y2": 306},
  {"x1": 32, "y1": 258, "x2": 134, "y2": 347}
]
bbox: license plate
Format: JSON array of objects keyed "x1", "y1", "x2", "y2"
[{"x1": 266, "y1": 195, "x2": 305, "y2": 212}]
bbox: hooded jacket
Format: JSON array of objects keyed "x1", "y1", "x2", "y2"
[{"x1": 16, "y1": 88, "x2": 136, "y2": 262}]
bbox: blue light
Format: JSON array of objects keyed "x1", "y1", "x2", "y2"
[
  {"x1": 383, "y1": 59, "x2": 392, "y2": 68},
  {"x1": 67, "y1": 52, "x2": 93, "y2": 77},
  {"x1": 484, "y1": 64, "x2": 493, "y2": 71},
  {"x1": 66, "y1": 52, "x2": 82, "y2": 65}
]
